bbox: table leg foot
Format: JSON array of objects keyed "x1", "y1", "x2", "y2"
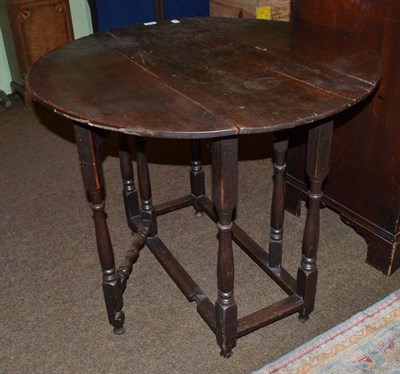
[
  {"x1": 220, "y1": 349, "x2": 233, "y2": 358},
  {"x1": 114, "y1": 327, "x2": 126, "y2": 335},
  {"x1": 102, "y1": 271, "x2": 126, "y2": 333},
  {"x1": 298, "y1": 314, "x2": 309, "y2": 323},
  {"x1": 112, "y1": 311, "x2": 126, "y2": 335},
  {"x1": 297, "y1": 261, "x2": 318, "y2": 319},
  {"x1": 216, "y1": 293, "x2": 237, "y2": 357}
]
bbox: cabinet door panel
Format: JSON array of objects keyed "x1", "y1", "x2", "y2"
[
  {"x1": 8, "y1": 0, "x2": 74, "y2": 75},
  {"x1": 287, "y1": 0, "x2": 400, "y2": 274},
  {"x1": 289, "y1": 0, "x2": 400, "y2": 233}
]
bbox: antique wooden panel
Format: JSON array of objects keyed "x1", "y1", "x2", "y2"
[
  {"x1": 2, "y1": 0, "x2": 73, "y2": 101},
  {"x1": 210, "y1": 0, "x2": 290, "y2": 21},
  {"x1": 286, "y1": 0, "x2": 400, "y2": 275}
]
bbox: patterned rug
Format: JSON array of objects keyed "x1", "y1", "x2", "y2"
[{"x1": 254, "y1": 290, "x2": 400, "y2": 373}]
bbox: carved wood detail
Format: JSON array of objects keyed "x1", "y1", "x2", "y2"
[
  {"x1": 54, "y1": 1, "x2": 64, "y2": 13},
  {"x1": 18, "y1": 8, "x2": 31, "y2": 22}
]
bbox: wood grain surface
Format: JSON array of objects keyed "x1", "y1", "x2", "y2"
[{"x1": 27, "y1": 17, "x2": 380, "y2": 138}]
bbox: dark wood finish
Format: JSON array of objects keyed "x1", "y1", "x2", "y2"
[
  {"x1": 26, "y1": 18, "x2": 380, "y2": 357},
  {"x1": 237, "y1": 294, "x2": 303, "y2": 338},
  {"x1": 73, "y1": 123, "x2": 125, "y2": 335},
  {"x1": 155, "y1": 195, "x2": 194, "y2": 216},
  {"x1": 286, "y1": 0, "x2": 400, "y2": 275},
  {"x1": 212, "y1": 137, "x2": 239, "y2": 357},
  {"x1": 3, "y1": 0, "x2": 73, "y2": 103},
  {"x1": 117, "y1": 134, "x2": 143, "y2": 278},
  {"x1": 190, "y1": 140, "x2": 206, "y2": 216},
  {"x1": 27, "y1": 18, "x2": 379, "y2": 138},
  {"x1": 296, "y1": 121, "x2": 333, "y2": 320},
  {"x1": 146, "y1": 236, "x2": 205, "y2": 302},
  {"x1": 269, "y1": 133, "x2": 289, "y2": 268},
  {"x1": 199, "y1": 195, "x2": 297, "y2": 295},
  {"x1": 118, "y1": 134, "x2": 140, "y2": 231},
  {"x1": 135, "y1": 137, "x2": 158, "y2": 236}
]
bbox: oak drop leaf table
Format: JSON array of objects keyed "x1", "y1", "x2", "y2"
[{"x1": 26, "y1": 18, "x2": 380, "y2": 357}]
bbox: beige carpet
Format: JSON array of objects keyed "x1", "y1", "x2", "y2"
[{"x1": 1, "y1": 97, "x2": 399, "y2": 374}]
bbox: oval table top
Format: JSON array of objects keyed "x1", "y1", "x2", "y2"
[{"x1": 27, "y1": 17, "x2": 381, "y2": 139}]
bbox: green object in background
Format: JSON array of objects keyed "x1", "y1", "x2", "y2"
[{"x1": 0, "y1": 0, "x2": 93, "y2": 94}]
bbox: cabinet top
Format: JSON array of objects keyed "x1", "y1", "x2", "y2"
[
  {"x1": 27, "y1": 17, "x2": 381, "y2": 139},
  {"x1": 1, "y1": 0, "x2": 68, "y2": 6}
]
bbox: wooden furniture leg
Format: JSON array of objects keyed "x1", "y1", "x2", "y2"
[
  {"x1": 296, "y1": 121, "x2": 333, "y2": 321},
  {"x1": 74, "y1": 123, "x2": 125, "y2": 335},
  {"x1": 269, "y1": 133, "x2": 289, "y2": 268},
  {"x1": 117, "y1": 134, "x2": 145, "y2": 283},
  {"x1": 119, "y1": 134, "x2": 140, "y2": 231},
  {"x1": 190, "y1": 140, "x2": 206, "y2": 217},
  {"x1": 212, "y1": 136, "x2": 238, "y2": 358},
  {"x1": 135, "y1": 136, "x2": 158, "y2": 236}
]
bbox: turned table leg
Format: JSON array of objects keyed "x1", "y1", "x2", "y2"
[
  {"x1": 212, "y1": 136, "x2": 238, "y2": 358},
  {"x1": 74, "y1": 123, "x2": 125, "y2": 335},
  {"x1": 190, "y1": 139, "x2": 205, "y2": 216},
  {"x1": 135, "y1": 136, "x2": 157, "y2": 236},
  {"x1": 296, "y1": 121, "x2": 333, "y2": 321},
  {"x1": 269, "y1": 133, "x2": 289, "y2": 268},
  {"x1": 117, "y1": 134, "x2": 145, "y2": 282},
  {"x1": 119, "y1": 134, "x2": 140, "y2": 230}
]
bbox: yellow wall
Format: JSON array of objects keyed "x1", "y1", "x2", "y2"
[{"x1": 0, "y1": 0, "x2": 93, "y2": 94}]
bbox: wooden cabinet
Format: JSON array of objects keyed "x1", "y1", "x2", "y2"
[
  {"x1": 285, "y1": 0, "x2": 400, "y2": 275},
  {"x1": 0, "y1": 0, "x2": 73, "y2": 102},
  {"x1": 210, "y1": 0, "x2": 290, "y2": 21}
]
